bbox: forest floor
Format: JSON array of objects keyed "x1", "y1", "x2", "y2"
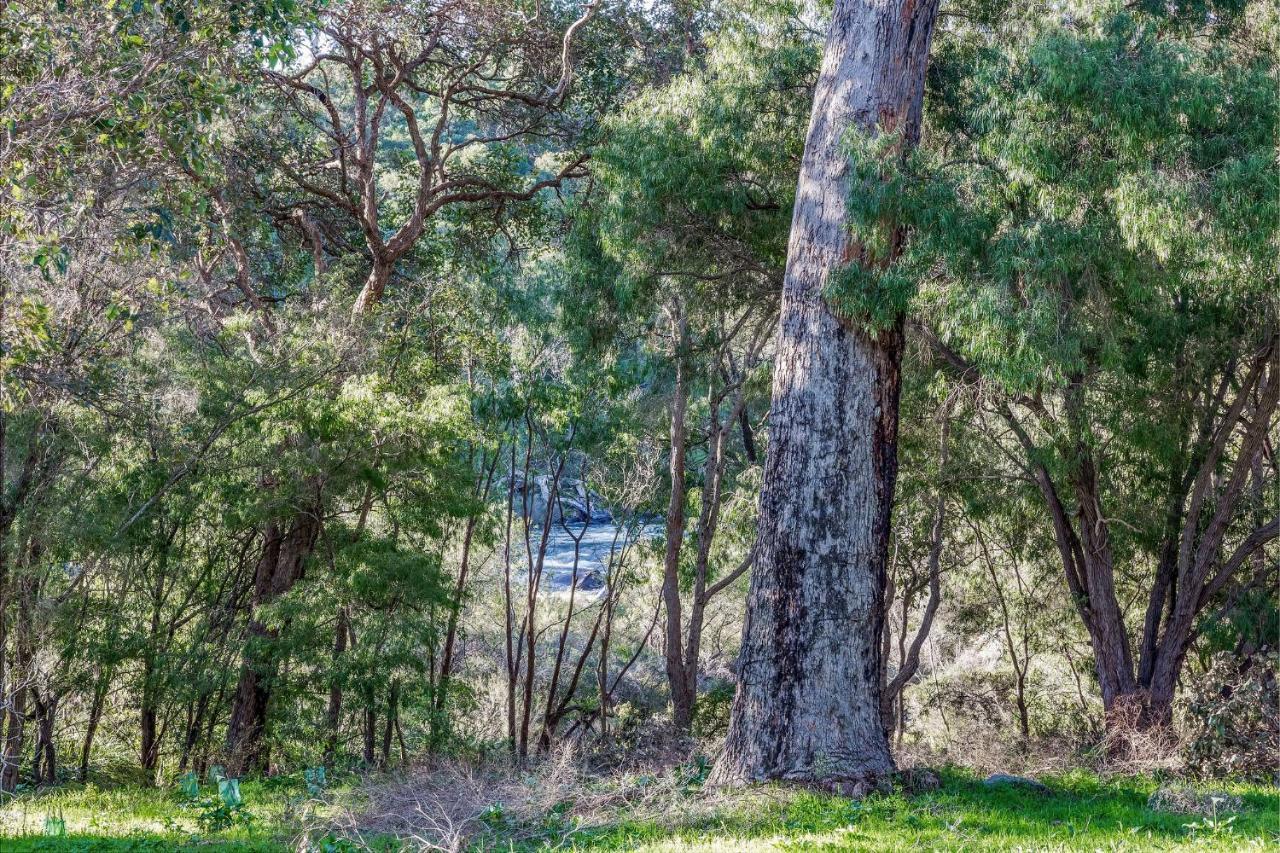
[{"x1": 0, "y1": 765, "x2": 1276, "y2": 851}]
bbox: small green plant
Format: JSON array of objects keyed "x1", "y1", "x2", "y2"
[
  {"x1": 675, "y1": 754, "x2": 711, "y2": 791},
  {"x1": 304, "y1": 765, "x2": 328, "y2": 798},
  {"x1": 540, "y1": 798, "x2": 576, "y2": 836},
  {"x1": 1183, "y1": 797, "x2": 1238, "y2": 839},
  {"x1": 479, "y1": 801, "x2": 508, "y2": 830},
  {"x1": 43, "y1": 811, "x2": 66, "y2": 837},
  {"x1": 176, "y1": 768, "x2": 253, "y2": 833},
  {"x1": 313, "y1": 834, "x2": 363, "y2": 852}
]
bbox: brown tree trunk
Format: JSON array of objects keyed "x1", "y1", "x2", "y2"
[
  {"x1": 661, "y1": 308, "x2": 693, "y2": 731},
  {"x1": 713, "y1": 0, "x2": 939, "y2": 786},
  {"x1": 352, "y1": 262, "x2": 392, "y2": 316},
  {"x1": 225, "y1": 509, "x2": 321, "y2": 775},
  {"x1": 140, "y1": 701, "x2": 158, "y2": 774},
  {"x1": 32, "y1": 690, "x2": 55, "y2": 785},
  {"x1": 80, "y1": 672, "x2": 108, "y2": 781},
  {"x1": 1142, "y1": 348, "x2": 1278, "y2": 723},
  {"x1": 362, "y1": 697, "x2": 376, "y2": 767},
  {"x1": 436, "y1": 448, "x2": 499, "y2": 717},
  {"x1": 1065, "y1": 380, "x2": 1138, "y2": 715},
  {"x1": 380, "y1": 681, "x2": 398, "y2": 769},
  {"x1": 324, "y1": 607, "x2": 349, "y2": 765},
  {"x1": 739, "y1": 406, "x2": 758, "y2": 464},
  {"x1": 140, "y1": 640, "x2": 161, "y2": 774},
  {"x1": 1, "y1": 568, "x2": 35, "y2": 793},
  {"x1": 178, "y1": 691, "x2": 209, "y2": 775},
  {"x1": 1, "y1": 679, "x2": 26, "y2": 792}
]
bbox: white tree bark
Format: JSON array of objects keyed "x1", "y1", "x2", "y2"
[{"x1": 713, "y1": 0, "x2": 940, "y2": 786}]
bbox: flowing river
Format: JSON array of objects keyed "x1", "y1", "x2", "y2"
[{"x1": 514, "y1": 519, "x2": 661, "y2": 595}]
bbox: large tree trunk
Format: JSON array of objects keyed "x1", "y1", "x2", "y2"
[
  {"x1": 1141, "y1": 347, "x2": 1278, "y2": 722},
  {"x1": 713, "y1": 0, "x2": 939, "y2": 787},
  {"x1": 224, "y1": 510, "x2": 321, "y2": 775}
]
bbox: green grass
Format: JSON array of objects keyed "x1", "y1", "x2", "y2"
[
  {"x1": 2, "y1": 767, "x2": 1276, "y2": 851},
  {"x1": 0, "y1": 775, "x2": 319, "y2": 851},
  {"x1": 541, "y1": 769, "x2": 1280, "y2": 852}
]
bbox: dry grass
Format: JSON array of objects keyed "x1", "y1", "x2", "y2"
[
  {"x1": 314, "y1": 739, "x2": 779, "y2": 851},
  {"x1": 1147, "y1": 783, "x2": 1243, "y2": 818}
]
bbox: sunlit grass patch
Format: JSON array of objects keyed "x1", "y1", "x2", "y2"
[
  {"x1": 0, "y1": 767, "x2": 1275, "y2": 850},
  {"x1": 0, "y1": 773, "x2": 354, "y2": 851},
  {"x1": 542, "y1": 768, "x2": 1280, "y2": 851}
]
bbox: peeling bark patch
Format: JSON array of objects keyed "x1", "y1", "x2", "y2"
[{"x1": 713, "y1": 0, "x2": 940, "y2": 788}]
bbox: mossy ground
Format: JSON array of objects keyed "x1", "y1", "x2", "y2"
[{"x1": 2, "y1": 767, "x2": 1275, "y2": 851}]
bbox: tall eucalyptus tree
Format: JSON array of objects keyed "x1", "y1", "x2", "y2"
[{"x1": 714, "y1": 0, "x2": 941, "y2": 786}]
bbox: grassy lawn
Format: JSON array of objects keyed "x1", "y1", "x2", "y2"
[
  {"x1": 538, "y1": 770, "x2": 1279, "y2": 851},
  {"x1": 0, "y1": 775, "x2": 319, "y2": 851},
  {"x1": 1, "y1": 768, "x2": 1275, "y2": 850}
]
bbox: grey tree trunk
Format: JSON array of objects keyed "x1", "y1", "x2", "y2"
[{"x1": 713, "y1": 0, "x2": 939, "y2": 786}]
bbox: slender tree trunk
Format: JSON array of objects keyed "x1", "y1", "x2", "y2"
[
  {"x1": 437, "y1": 449, "x2": 499, "y2": 715},
  {"x1": 1, "y1": 678, "x2": 26, "y2": 793},
  {"x1": 140, "y1": 701, "x2": 158, "y2": 774},
  {"x1": 324, "y1": 607, "x2": 349, "y2": 765},
  {"x1": 1, "y1": 570, "x2": 35, "y2": 793},
  {"x1": 140, "y1": 640, "x2": 161, "y2": 774},
  {"x1": 503, "y1": 443, "x2": 519, "y2": 752},
  {"x1": 33, "y1": 691, "x2": 55, "y2": 785},
  {"x1": 974, "y1": 522, "x2": 1031, "y2": 744},
  {"x1": 80, "y1": 672, "x2": 108, "y2": 781},
  {"x1": 739, "y1": 406, "x2": 758, "y2": 464},
  {"x1": 714, "y1": 0, "x2": 939, "y2": 787},
  {"x1": 178, "y1": 691, "x2": 209, "y2": 775},
  {"x1": 516, "y1": 437, "x2": 566, "y2": 758},
  {"x1": 881, "y1": 410, "x2": 950, "y2": 733},
  {"x1": 1065, "y1": 382, "x2": 1137, "y2": 715},
  {"x1": 380, "y1": 681, "x2": 398, "y2": 769},
  {"x1": 662, "y1": 309, "x2": 693, "y2": 730},
  {"x1": 362, "y1": 695, "x2": 376, "y2": 767}
]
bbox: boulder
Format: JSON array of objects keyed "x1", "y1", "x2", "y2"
[
  {"x1": 896, "y1": 767, "x2": 943, "y2": 794},
  {"x1": 983, "y1": 773, "x2": 1051, "y2": 795}
]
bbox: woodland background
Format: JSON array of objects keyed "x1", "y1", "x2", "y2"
[{"x1": 0, "y1": 0, "x2": 1275, "y2": 848}]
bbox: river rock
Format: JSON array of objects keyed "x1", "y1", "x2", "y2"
[{"x1": 983, "y1": 773, "x2": 1050, "y2": 794}]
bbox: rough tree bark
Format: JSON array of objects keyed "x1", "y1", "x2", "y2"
[
  {"x1": 224, "y1": 508, "x2": 321, "y2": 775},
  {"x1": 713, "y1": 0, "x2": 940, "y2": 786},
  {"x1": 920, "y1": 322, "x2": 1279, "y2": 733}
]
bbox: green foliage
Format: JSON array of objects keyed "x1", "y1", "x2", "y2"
[
  {"x1": 175, "y1": 770, "x2": 252, "y2": 834},
  {"x1": 907, "y1": 6, "x2": 1276, "y2": 391},
  {"x1": 569, "y1": 0, "x2": 812, "y2": 345},
  {"x1": 1184, "y1": 652, "x2": 1280, "y2": 781}
]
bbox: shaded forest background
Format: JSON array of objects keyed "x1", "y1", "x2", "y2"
[{"x1": 0, "y1": 0, "x2": 1275, "y2": 828}]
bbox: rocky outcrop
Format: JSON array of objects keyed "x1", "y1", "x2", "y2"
[{"x1": 508, "y1": 473, "x2": 611, "y2": 525}]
